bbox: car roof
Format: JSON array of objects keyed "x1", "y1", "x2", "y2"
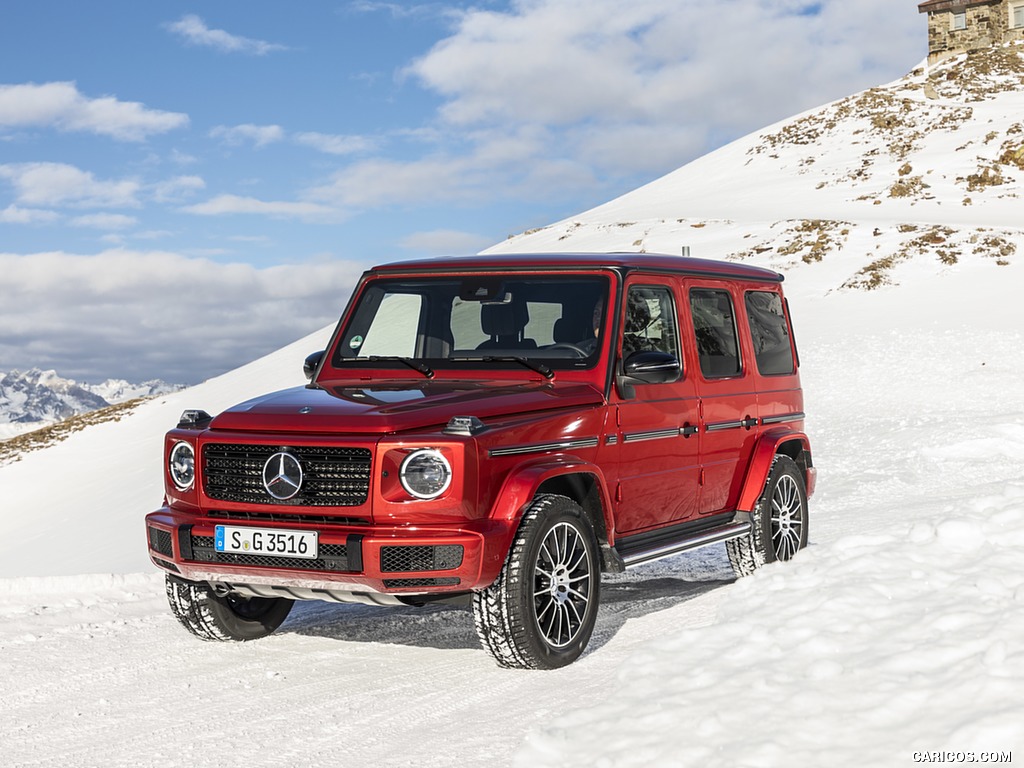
[{"x1": 370, "y1": 252, "x2": 784, "y2": 283}]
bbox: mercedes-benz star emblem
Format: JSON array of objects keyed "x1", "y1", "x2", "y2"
[{"x1": 262, "y1": 451, "x2": 304, "y2": 500}]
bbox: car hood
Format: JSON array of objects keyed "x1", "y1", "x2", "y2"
[{"x1": 209, "y1": 380, "x2": 605, "y2": 435}]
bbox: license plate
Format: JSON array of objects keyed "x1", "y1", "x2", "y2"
[{"x1": 215, "y1": 525, "x2": 319, "y2": 560}]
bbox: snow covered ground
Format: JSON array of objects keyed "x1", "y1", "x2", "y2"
[
  {"x1": 519, "y1": 288, "x2": 1024, "y2": 766},
  {"x1": 2, "y1": 292, "x2": 1021, "y2": 766},
  {"x1": 2, "y1": 47, "x2": 1023, "y2": 767}
]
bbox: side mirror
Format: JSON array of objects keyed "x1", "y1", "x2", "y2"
[
  {"x1": 623, "y1": 350, "x2": 681, "y2": 385},
  {"x1": 303, "y1": 350, "x2": 325, "y2": 381}
]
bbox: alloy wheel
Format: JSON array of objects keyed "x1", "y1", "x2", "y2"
[{"x1": 533, "y1": 521, "x2": 594, "y2": 648}]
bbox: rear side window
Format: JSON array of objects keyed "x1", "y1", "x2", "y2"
[
  {"x1": 690, "y1": 288, "x2": 741, "y2": 378},
  {"x1": 745, "y1": 291, "x2": 796, "y2": 376}
]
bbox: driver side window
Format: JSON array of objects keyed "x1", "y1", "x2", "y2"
[{"x1": 621, "y1": 285, "x2": 680, "y2": 359}]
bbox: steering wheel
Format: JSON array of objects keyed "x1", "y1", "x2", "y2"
[{"x1": 547, "y1": 342, "x2": 589, "y2": 358}]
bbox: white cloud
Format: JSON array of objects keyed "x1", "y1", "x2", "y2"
[
  {"x1": 133, "y1": 230, "x2": 174, "y2": 241},
  {"x1": 325, "y1": 0, "x2": 922, "y2": 208},
  {"x1": 0, "y1": 205, "x2": 60, "y2": 224},
  {"x1": 166, "y1": 15, "x2": 288, "y2": 55},
  {"x1": 151, "y1": 175, "x2": 206, "y2": 202},
  {"x1": 170, "y1": 149, "x2": 199, "y2": 165},
  {"x1": 0, "y1": 82, "x2": 188, "y2": 141},
  {"x1": 309, "y1": 155, "x2": 481, "y2": 207},
  {"x1": 0, "y1": 249, "x2": 364, "y2": 383},
  {"x1": 0, "y1": 163, "x2": 141, "y2": 208},
  {"x1": 209, "y1": 126, "x2": 375, "y2": 155},
  {"x1": 347, "y1": 2, "x2": 457, "y2": 21},
  {"x1": 182, "y1": 193, "x2": 339, "y2": 221},
  {"x1": 399, "y1": 229, "x2": 492, "y2": 255},
  {"x1": 307, "y1": 126, "x2": 595, "y2": 209},
  {"x1": 210, "y1": 124, "x2": 285, "y2": 148},
  {"x1": 293, "y1": 131, "x2": 377, "y2": 156},
  {"x1": 70, "y1": 213, "x2": 138, "y2": 230}
]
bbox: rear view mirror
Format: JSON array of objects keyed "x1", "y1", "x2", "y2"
[
  {"x1": 623, "y1": 350, "x2": 680, "y2": 384},
  {"x1": 304, "y1": 350, "x2": 325, "y2": 380}
]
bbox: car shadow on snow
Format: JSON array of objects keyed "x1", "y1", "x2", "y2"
[{"x1": 280, "y1": 548, "x2": 737, "y2": 657}]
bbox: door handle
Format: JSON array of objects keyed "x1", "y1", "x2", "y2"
[
  {"x1": 741, "y1": 416, "x2": 759, "y2": 429},
  {"x1": 680, "y1": 424, "x2": 699, "y2": 437}
]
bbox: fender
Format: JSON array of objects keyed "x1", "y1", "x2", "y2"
[
  {"x1": 489, "y1": 454, "x2": 615, "y2": 539},
  {"x1": 737, "y1": 428, "x2": 815, "y2": 512}
]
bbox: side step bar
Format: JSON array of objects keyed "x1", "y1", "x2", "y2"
[{"x1": 614, "y1": 514, "x2": 752, "y2": 569}]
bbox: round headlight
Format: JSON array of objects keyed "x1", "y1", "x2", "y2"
[
  {"x1": 399, "y1": 449, "x2": 452, "y2": 500},
  {"x1": 169, "y1": 441, "x2": 196, "y2": 491}
]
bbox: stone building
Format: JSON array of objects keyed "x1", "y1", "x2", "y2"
[{"x1": 919, "y1": 0, "x2": 1024, "y2": 61}]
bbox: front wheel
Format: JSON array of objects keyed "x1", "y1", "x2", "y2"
[
  {"x1": 165, "y1": 575, "x2": 294, "y2": 642},
  {"x1": 473, "y1": 495, "x2": 601, "y2": 669},
  {"x1": 727, "y1": 455, "x2": 808, "y2": 577}
]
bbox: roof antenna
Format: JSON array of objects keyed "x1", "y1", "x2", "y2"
[{"x1": 681, "y1": 246, "x2": 691, "y2": 257}]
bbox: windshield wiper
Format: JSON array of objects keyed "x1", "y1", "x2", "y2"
[
  {"x1": 366, "y1": 356, "x2": 435, "y2": 379},
  {"x1": 449, "y1": 355, "x2": 554, "y2": 380}
]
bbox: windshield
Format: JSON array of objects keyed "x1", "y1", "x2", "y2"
[{"x1": 332, "y1": 274, "x2": 610, "y2": 374}]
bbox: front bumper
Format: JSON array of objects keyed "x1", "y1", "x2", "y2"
[{"x1": 145, "y1": 506, "x2": 513, "y2": 600}]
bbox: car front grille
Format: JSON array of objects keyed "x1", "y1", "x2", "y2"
[
  {"x1": 152, "y1": 557, "x2": 180, "y2": 574},
  {"x1": 207, "y1": 510, "x2": 369, "y2": 526},
  {"x1": 383, "y1": 577, "x2": 461, "y2": 589},
  {"x1": 190, "y1": 535, "x2": 351, "y2": 572},
  {"x1": 148, "y1": 527, "x2": 174, "y2": 558},
  {"x1": 380, "y1": 545, "x2": 464, "y2": 573},
  {"x1": 203, "y1": 444, "x2": 372, "y2": 507}
]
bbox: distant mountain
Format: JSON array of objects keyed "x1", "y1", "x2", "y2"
[
  {"x1": 84, "y1": 377, "x2": 187, "y2": 405},
  {"x1": 0, "y1": 368, "x2": 184, "y2": 440}
]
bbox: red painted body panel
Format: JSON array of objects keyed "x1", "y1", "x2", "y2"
[
  {"x1": 736, "y1": 428, "x2": 814, "y2": 513},
  {"x1": 211, "y1": 380, "x2": 605, "y2": 434},
  {"x1": 145, "y1": 252, "x2": 812, "y2": 598},
  {"x1": 147, "y1": 506, "x2": 512, "y2": 593}
]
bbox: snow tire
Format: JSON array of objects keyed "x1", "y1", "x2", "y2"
[
  {"x1": 472, "y1": 494, "x2": 600, "y2": 670},
  {"x1": 727, "y1": 455, "x2": 808, "y2": 578},
  {"x1": 165, "y1": 575, "x2": 294, "y2": 642}
]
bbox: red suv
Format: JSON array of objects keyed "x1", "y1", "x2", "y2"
[{"x1": 147, "y1": 252, "x2": 814, "y2": 669}]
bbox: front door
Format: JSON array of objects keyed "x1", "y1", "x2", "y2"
[{"x1": 610, "y1": 278, "x2": 702, "y2": 534}]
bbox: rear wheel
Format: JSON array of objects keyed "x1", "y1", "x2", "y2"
[
  {"x1": 473, "y1": 495, "x2": 600, "y2": 670},
  {"x1": 727, "y1": 455, "x2": 808, "y2": 577},
  {"x1": 165, "y1": 575, "x2": 294, "y2": 642}
]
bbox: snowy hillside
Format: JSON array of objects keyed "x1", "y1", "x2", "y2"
[
  {"x1": 0, "y1": 328, "x2": 331, "y2": 575},
  {"x1": 489, "y1": 45, "x2": 1024, "y2": 295},
  {"x1": 2, "y1": 45, "x2": 1023, "y2": 767},
  {"x1": 0, "y1": 368, "x2": 183, "y2": 441}
]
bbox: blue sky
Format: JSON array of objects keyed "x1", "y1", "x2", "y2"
[{"x1": 0, "y1": 0, "x2": 925, "y2": 384}]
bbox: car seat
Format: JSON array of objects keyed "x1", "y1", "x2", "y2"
[{"x1": 477, "y1": 301, "x2": 537, "y2": 350}]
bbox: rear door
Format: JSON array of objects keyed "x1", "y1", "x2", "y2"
[
  {"x1": 683, "y1": 280, "x2": 761, "y2": 516},
  {"x1": 741, "y1": 288, "x2": 804, "y2": 428}
]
